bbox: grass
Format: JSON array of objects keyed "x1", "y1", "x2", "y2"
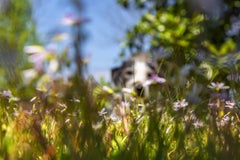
[{"x1": 1, "y1": 72, "x2": 240, "y2": 160}]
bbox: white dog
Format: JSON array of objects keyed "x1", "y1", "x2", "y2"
[{"x1": 111, "y1": 53, "x2": 164, "y2": 98}]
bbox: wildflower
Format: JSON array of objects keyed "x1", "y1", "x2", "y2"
[
  {"x1": 61, "y1": 13, "x2": 84, "y2": 26},
  {"x1": 173, "y1": 99, "x2": 188, "y2": 111},
  {"x1": 110, "y1": 110, "x2": 121, "y2": 122},
  {"x1": 98, "y1": 108, "x2": 107, "y2": 116},
  {"x1": 193, "y1": 120, "x2": 204, "y2": 128},
  {"x1": 143, "y1": 74, "x2": 166, "y2": 87},
  {"x1": 122, "y1": 87, "x2": 136, "y2": 96},
  {"x1": 24, "y1": 45, "x2": 47, "y2": 71},
  {"x1": 217, "y1": 115, "x2": 231, "y2": 127},
  {"x1": 22, "y1": 69, "x2": 38, "y2": 84},
  {"x1": 225, "y1": 101, "x2": 235, "y2": 109},
  {"x1": 102, "y1": 85, "x2": 114, "y2": 94},
  {"x1": 24, "y1": 45, "x2": 45, "y2": 54},
  {"x1": 130, "y1": 97, "x2": 136, "y2": 102},
  {"x1": 208, "y1": 102, "x2": 217, "y2": 108},
  {"x1": 222, "y1": 115, "x2": 231, "y2": 122},
  {"x1": 1, "y1": 90, "x2": 19, "y2": 102},
  {"x1": 208, "y1": 82, "x2": 229, "y2": 92},
  {"x1": 1, "y1": 90, "x2": 12, "y2": 97},
  {"x1": 121, "y1": 101, "x2": 130, "y2": 108},
  {"x1": 122, "y1": 88, "x2": 133, "y2": 94},
  {"x1": 58, "y1": 102, "x2": 68, "y2": 113}
]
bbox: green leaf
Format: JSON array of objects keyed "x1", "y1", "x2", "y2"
[{"x1": 219, "y1": 38, "x2": 236, "y2": 55}]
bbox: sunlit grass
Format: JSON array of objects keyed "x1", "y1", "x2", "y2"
[{"x1": 1, "y1": 0, "x2": 240, "y2": 159}]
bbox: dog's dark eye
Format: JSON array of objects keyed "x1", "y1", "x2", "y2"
[
  {"x1": 126, "y1": 70, "x2": 133, "y2": 76},
  {"x1": 123, "y1": 68, "x2": 134, "y2": 79}
]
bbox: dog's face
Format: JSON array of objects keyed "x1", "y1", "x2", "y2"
[{"x1": 111, "y1": 53, "x2": 159, "y2": 98}]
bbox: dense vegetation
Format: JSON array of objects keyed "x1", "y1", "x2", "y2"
[{"x1": 1, "y1": 0, "x2": 240, "y2": 159}]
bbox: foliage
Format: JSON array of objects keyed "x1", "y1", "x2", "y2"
[
  {"x1": 1, "y1": 0, "x2": 240, "y2": 160},
  {"x1": 0, "y1": 0, "x2": 35, "y2": 50},
  {"x1": 0, "y1": 0, "x2": 37, "y2": 93},
  {"x1": 118, "y1": 0, "x2": 240, "y2": 87}
]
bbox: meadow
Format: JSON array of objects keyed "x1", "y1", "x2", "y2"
[{"x1": 1, "y1": 0, "x2": 240, "y2": 159}]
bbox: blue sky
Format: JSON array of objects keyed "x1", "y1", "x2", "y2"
[{"x1": 33, "y1": 0, "x2": 141, "y2": 81}]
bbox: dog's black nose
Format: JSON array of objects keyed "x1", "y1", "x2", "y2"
[{"x1": 135, "y1": 84, "x2": 144, "y2": 97}]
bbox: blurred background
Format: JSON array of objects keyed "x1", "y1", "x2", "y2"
[
  {"x1": 1, "y1": 0, "x2": 240, "y2": 159},
  {"x1": 32, "y1": 0, "x2": 141, "y2": 81}
]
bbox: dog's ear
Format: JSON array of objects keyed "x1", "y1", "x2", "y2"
[{"x1": 111, "y1": 67, "x2": 122, "y2": 86}]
